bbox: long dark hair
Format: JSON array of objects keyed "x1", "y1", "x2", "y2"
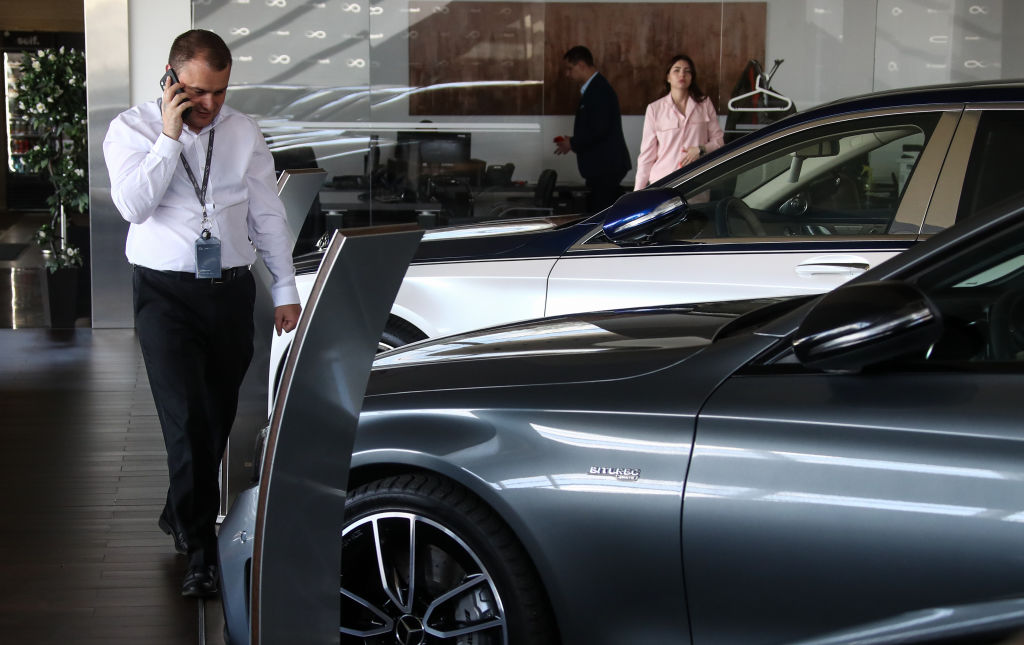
[{"x1": 663, "y1": 54, "x2": 706, "y2": 102}]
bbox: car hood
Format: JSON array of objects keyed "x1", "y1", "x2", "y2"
[
  {"x1": 294, "y1": 214, "x2": 592, "y2": 273},
  {"x1": 413, "y1": 213, "x2": 591, "y2": 261},
  {"x1": 367, "y1": 298, "x2": 787, "y2": 395}
]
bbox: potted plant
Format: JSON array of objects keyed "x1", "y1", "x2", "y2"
[{"x1": 14, "y1": 46, "x2": 88, "y2": 326}]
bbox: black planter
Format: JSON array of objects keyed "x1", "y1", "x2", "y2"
[
  {"x1": 67, "y1": 223, "x2": 91, "y2": 321},
  {"x1": 46, "y1": 267, "x2": 80, "y2": 328}
]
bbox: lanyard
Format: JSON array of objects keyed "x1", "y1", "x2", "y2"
[{"x1": 180, "y1": 128, "x2": 215, "y2": 239}]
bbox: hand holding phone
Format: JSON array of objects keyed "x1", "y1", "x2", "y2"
[{"x1": 159, "y1": 68, "x2": 192, "y2": 133}]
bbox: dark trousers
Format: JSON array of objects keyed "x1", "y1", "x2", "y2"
[
  {"x1": 133, "y1": 266, "x2": 255, "y2": 567},
  {"x1": 585, "y1": 174, "x2": 626, "y2": 214}
]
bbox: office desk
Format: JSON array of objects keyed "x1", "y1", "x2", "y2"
[
  {"x1": 472, "y1": 184, "x2": 590, "y2": 218},
  {"x1": 319, "y1": 188, "x2": 444, "y2": 228},
  {"x1": 319, "y1": 182, "x2": 591, "y2": 229}
]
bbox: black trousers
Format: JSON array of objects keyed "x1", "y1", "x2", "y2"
[
  {"x1": 585, "y1": 174, "x2": 626, "y2": 214},
  {"x1": 133, "y1": 266, "x2": 255, "y2": 567}
]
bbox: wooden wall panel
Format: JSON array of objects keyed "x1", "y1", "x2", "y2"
[
  {"x1": 0, "y1": 0, "x2": 84, "y2": 32},
  {"x1": 409, "y1": 1, "x2": 765, "y2": 116},
  {"x1": 546, "y1": 2, "x2": 723, "y2": 116},
  {"x1": 721, "y1": 2, "x2": 769, "y2": 109},
  {"x1": 545, "y1": 2, "x2": 765, "y2": 115},
  {"x1": 409, "y1": 1, "x2": 545, "y2": 115}
]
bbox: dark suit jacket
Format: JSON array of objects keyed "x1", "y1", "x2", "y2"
[{"x1": 570, "y1": 72, "x2": 632, "y2": 182}]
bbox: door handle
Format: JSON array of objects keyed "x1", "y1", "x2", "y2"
[{"x1": 795, "y1": 255, "x2": 871, "y2": 277}]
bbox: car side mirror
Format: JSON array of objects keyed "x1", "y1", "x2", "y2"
[
  {"x1": 601, "y1": 188, "x2": 689, "y2": 243},
  {"x1": 792, "y1": 281, "x2": 943, "y2": 372}
]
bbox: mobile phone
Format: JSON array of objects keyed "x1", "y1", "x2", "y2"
[{"x1": 159, "y1": 68, "x2": 192, "y2": 120}]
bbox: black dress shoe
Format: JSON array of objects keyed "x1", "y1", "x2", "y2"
[
  {"x1": 181, "y1": 565, "x2": 218, "y2": 598},
  {"x1": 157, "y1": 516, "x2": 188, "y2": 555}
]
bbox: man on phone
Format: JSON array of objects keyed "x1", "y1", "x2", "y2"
[{"x1": 102, "y1": 29, "x2": 301, "y2": 597}]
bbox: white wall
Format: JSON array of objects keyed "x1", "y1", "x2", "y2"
[{"x1": 127, "y1": 0, "x2": 190, "y2": 107}]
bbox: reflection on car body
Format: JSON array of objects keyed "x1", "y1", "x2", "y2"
[
  {"x1": 223, "y1": 186, "x2": 1024, "y2": 644},
  {"x1": 269, "y1": 81, "x2": 1024, "y2": 403}
]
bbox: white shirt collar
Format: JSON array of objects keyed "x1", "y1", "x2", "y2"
[{"x1": 581, "y1": 71, "x2": 598, "y2": 95}]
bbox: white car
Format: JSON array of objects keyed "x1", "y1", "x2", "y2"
[{"x1": 272, "y1": 81, "x2": 1024, "y2": 395}]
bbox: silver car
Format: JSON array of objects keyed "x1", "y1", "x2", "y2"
[{"x1": 222, "y1": 192, "x2": 1024, "y2": 644}]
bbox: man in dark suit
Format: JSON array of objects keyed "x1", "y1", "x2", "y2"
[{"x1": 555, "y1": 45, "x2": 632, "y2": 213}]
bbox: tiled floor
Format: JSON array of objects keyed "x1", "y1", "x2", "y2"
[
  {"x1": 0, "y1": 328, "x2": 226, "y2": 643},
  {"x1": 0, "y1": 213, "x2": 224, "y2": 643}
]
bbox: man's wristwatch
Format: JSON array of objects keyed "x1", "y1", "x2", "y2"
[{"x1": 698, "y1": 145, "x2": 706, "y2": 157}]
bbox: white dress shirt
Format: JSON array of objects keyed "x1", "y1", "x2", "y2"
[
  {"x1": 103, "y1": 101, "x2": 299, "y2": 307},
  {"x1": 580, "y1": 71, "x2": 598, "y2": 95}
]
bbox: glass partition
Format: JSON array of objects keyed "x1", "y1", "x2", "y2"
[{"x1": 193, "y1": 0, "x2": 1024, "y2": 245}]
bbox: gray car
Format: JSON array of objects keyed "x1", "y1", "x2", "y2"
[{"x1": 221, "y1": 193, "x2": 1024, "y2": 644}]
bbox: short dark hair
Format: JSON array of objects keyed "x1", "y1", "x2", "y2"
[
  {"x1": 168, "y1": 29, "x2": 232, "y2": 71},
  {"x1": 563, "y1": 46, "x2": 594, "y2": 67}
]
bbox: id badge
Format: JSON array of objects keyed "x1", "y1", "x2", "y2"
[{"x1": 195, "y1": 236, "x2": 222, "y2": 278}]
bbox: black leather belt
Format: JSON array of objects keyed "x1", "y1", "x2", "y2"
[{"x1": 137, "y1": 265, "x2": 250, "y2": 285}]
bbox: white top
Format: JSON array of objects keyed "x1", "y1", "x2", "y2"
[{"x1": 103, "y1": 101, "x2": 299, "y2": 307}]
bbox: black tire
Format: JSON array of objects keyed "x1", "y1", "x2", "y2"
[
  {"x1": 341, "y1": 474, "x2": 559, "y2": 645},
  {"x1": 379, "y1": 318, "x2": 427, "y2": 352}
]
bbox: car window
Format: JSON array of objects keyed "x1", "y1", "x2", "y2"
[
  {"x1": 914, "y1": 221, "x2": 1024, "y2": 364},
  {"x1": 765, "y1": 218, "x2": 1024, "y2": 368},
  {"x1": 653, "y1": 113, "x2": 941, "y2": 241},
  {"x1": 956, "y1": 110, "x2": 1024, "y2": 222}
]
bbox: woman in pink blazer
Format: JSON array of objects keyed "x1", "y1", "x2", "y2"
[{"x1": 634, "y1": 54, "x2": 725, "y2": 190}]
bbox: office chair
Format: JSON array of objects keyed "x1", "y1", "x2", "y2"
[
  {"x1": 486, "y1": 169, "x2": 557, "y2": 219},
  {"x1": 428, "y1": 175, "x2": 473, "y2": 224},
  {"x1": 484, "y1": 163, "x2": 515, "y2": 187},
  {"x1": 534, "y1": 169, "x2": 557, "y2": 209}
]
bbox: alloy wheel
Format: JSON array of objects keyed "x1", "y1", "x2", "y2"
[{"x1": 341, "y1": 511, "x2": 508, "y2": 644}]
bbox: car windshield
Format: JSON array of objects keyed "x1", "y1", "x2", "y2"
[
  {"x1": 687, "y1": 126, "x2": 925, "y2": 210},
  {"x1": 650, "y1": 112, "x2": 940, "y2": 241}
]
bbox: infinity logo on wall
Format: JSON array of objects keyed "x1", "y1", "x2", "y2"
[
  {"x1": 269, "y1": 54, "x2": 292, "y2": 64},
  {"x1": 306, "y1": 30, "x2": 327, "y2": 39},
  {"x1": 230, "y1": 27, "x2": 251, "y2": 36},
  {"x1": 266, "y1": 0, "x2": 288, "y2": 7},
  {"x1": 343, "y1": 3, "x2": 361, "y2": 12}
]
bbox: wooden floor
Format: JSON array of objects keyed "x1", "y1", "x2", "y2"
[
  {"x1": 0, "y1": 211, "x2": 225, "y2": 643},
  {"x1": 0, "y1": 328, "x2": 224, "y2": 643}
]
